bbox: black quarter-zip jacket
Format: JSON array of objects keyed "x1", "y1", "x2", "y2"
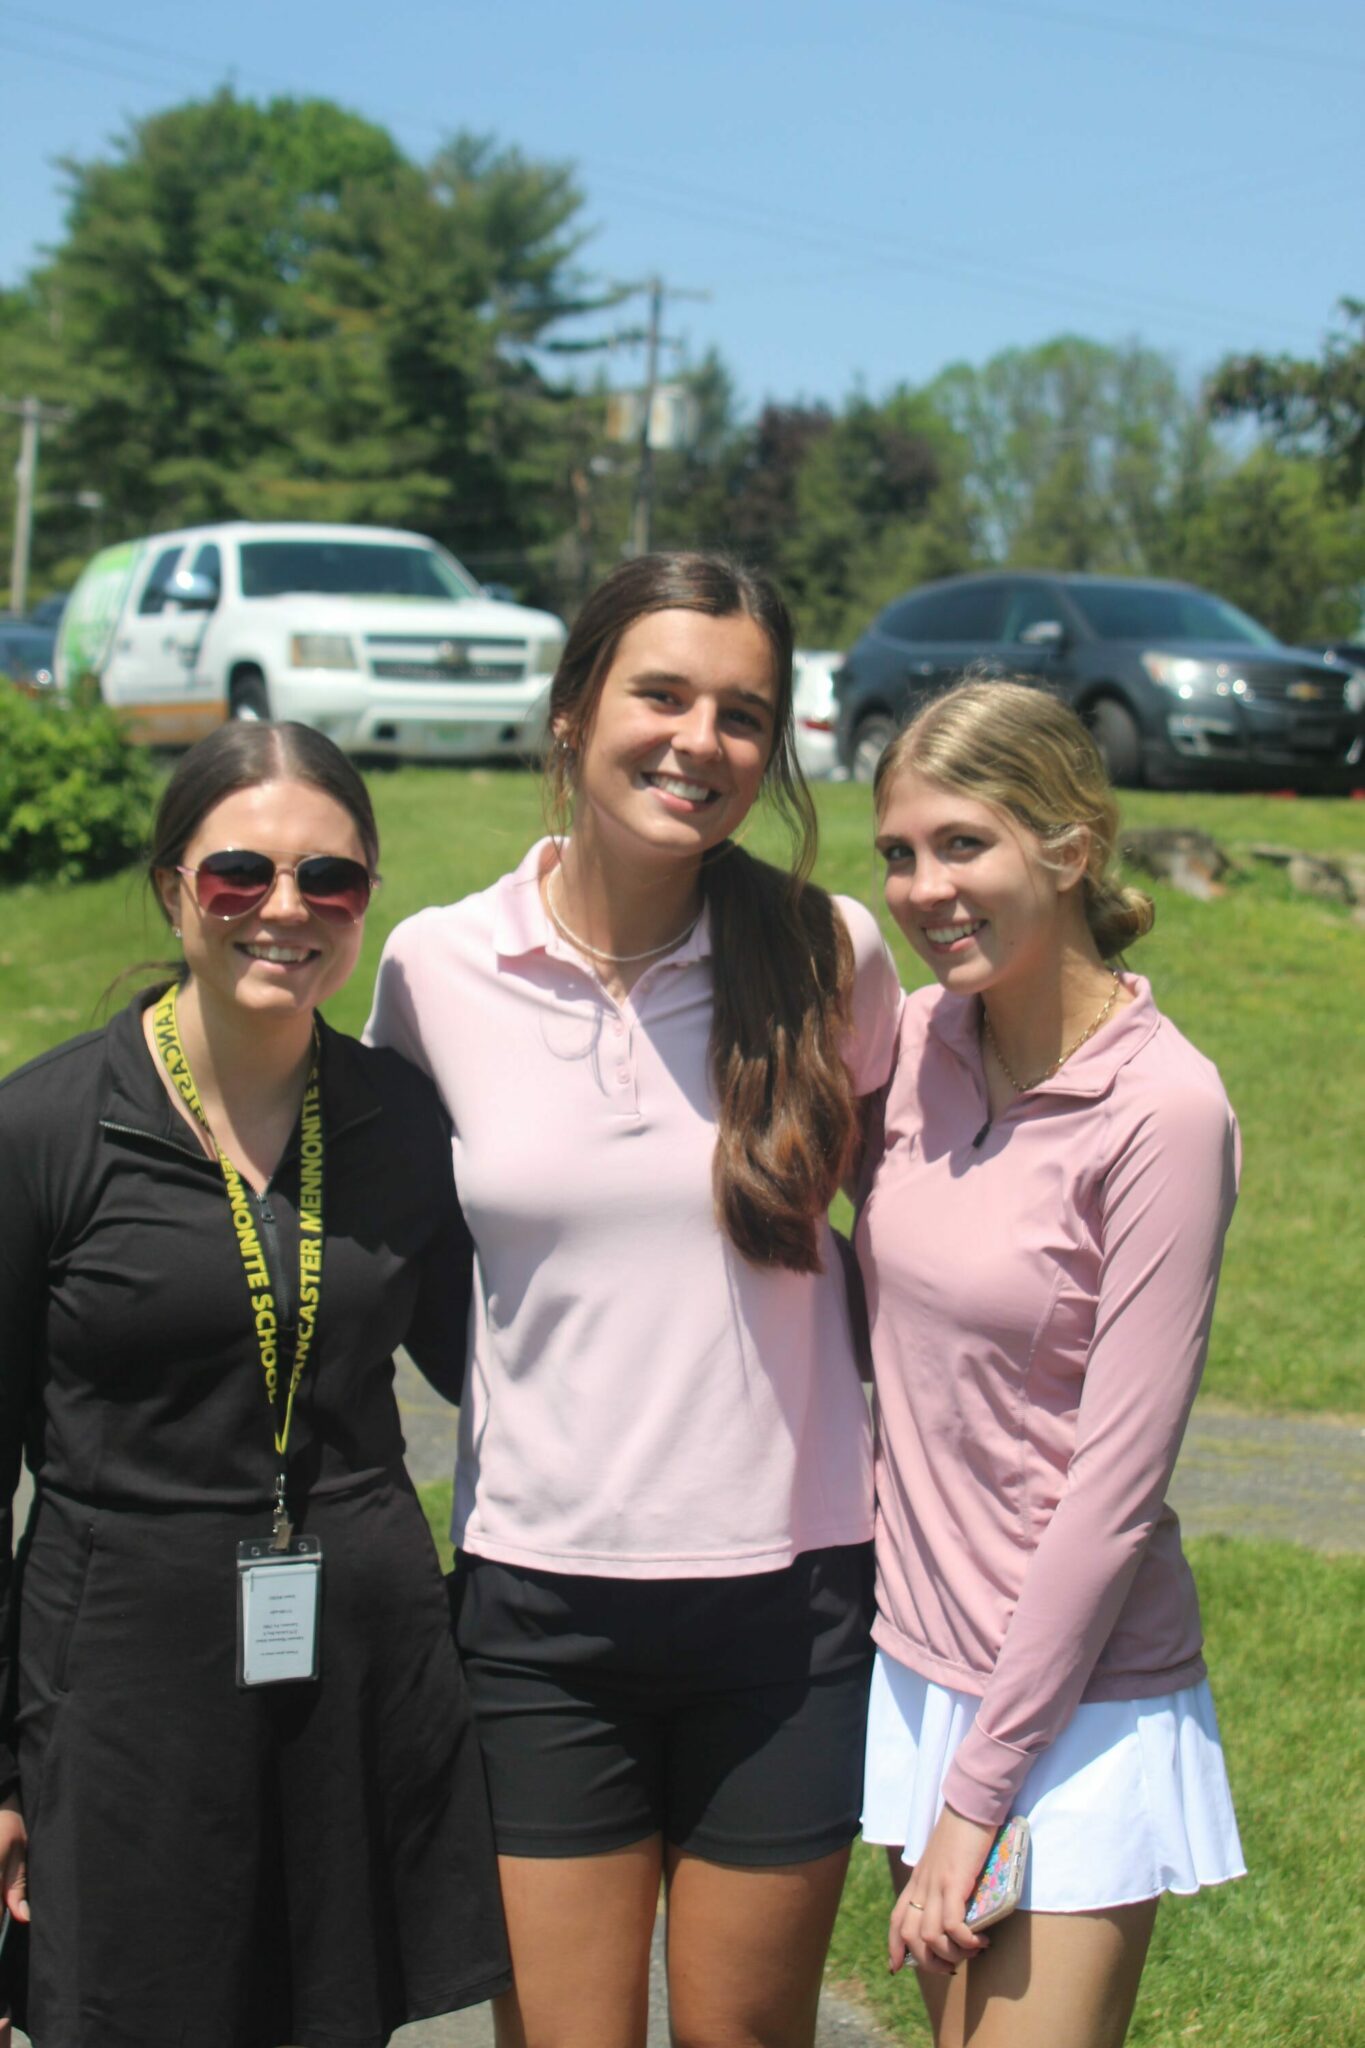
[{"x1": 0, "y1": 990, "x2": 472, "y2": 1795}]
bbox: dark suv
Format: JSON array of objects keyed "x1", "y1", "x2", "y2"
[{"x1": 834, "y1": 572, "x2": 1365, "y2": 789}]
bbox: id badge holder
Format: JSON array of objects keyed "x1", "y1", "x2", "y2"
[{"x1": 236, "y1": 1535, "x2": 323, "y2": 1687}]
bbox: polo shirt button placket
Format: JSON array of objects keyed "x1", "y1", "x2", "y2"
[{"x1": 610, "y1": 1009, "x2": 636, "y2": 1105}]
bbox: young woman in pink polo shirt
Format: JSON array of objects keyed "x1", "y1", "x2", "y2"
[
  {"x1": 368, "y1": 553, "x2": 902, "y2": 2048},
  {"x1": 857, "y1": 682, "x2": 1245, "y2": 2048}
]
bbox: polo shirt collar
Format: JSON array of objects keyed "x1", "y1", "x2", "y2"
[
  {"x1": 493, "y1": 837, "x2": 714, "y2": 966},
  {"x1": 927, "y1": 971, "x2": 1162, "y2": 1100}
]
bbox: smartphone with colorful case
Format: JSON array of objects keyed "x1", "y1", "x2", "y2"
[{"x1": 964, "y1": 1815, "x2": 1030, "y2": 1929}]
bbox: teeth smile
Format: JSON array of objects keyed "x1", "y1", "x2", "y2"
[
  {"x1": 925, "y1": 922, "x2": 984, "y2": 944},
  {"x1": 649, "y1": 774, "x2": 714, "y2": 801},
  {"x1": 243, "y1": 944, "x2": 314, "y2": 964}
]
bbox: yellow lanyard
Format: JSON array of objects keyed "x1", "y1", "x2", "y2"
[{"x1": 151, "y1": 988, "x2": 324, "y2": 1539}]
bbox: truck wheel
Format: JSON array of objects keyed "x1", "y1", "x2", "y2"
[
  {"x1": 1089, "y1": 698, "x2": 1142, "y2": 786},
  {"x1": 850, "y1": 713, "x2": 896, "y2": 784},
  {"x1": 229, "y1": 670, "x2": 270, "y2": 722}
]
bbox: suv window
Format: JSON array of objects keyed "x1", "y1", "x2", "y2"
[
  {"x1": 137, "y1": 545, "x2": 185, "y2": 617},
  {"x1": 189, "y1": 542, "x2": 222, "y2": 588},
  {"x1": 1067, "y1": 581, "x2": 1278, "y2": 646},
  {"x1": 881, "y1": 582, "x2": 1008, "y2": 644},
  {"x1": 238, "y1": 540, "x2": 476, "y2": 601},
  {"x1": 1001, "y1": 581, "x2": 1064, "y2": 642}
]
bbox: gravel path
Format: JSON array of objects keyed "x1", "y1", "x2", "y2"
[
  {"x1": 1167, "y1": 1401, "x2": 1365, "y2": 1554},
  {"x1": 387, "y1": 1920, "x2": 893, "y2": 2046},
  {"x1": 397, "y1": 1357, "x2": 1365, "y2": 1555}
]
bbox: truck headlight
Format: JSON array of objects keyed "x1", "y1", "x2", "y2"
[
  {"x1": 289, "y1": 633, "x2": 359, "y2": 669},
  {"x1": 1140, "y1": 652, "x2": 1215, "y2": 697},
  {"x1": 529, "y1": 635, "x2": 565, "y2": 675}
]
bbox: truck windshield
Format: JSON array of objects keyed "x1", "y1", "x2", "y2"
[
  {"x1": 239, "y1": 541, "x2": 478, "y2": 601},
  {"x1": 1067, "y1": 582, "x2": 1279, "y2": 646}
]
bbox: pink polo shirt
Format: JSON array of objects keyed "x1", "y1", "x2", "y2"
[
  {"x1": 857, "y1": 976, "x2": 1239, "y2": 1829},
  {"x1": 367, "y1": 841, "x2": 903, "y2": 1578}
]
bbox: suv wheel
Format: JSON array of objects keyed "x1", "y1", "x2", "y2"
[
  {"x1": 1089, "y1": 698, "x2": 1141, "y2": 786},
  {"x1": 850, "y1": 713, "x2": 896, "y2": 784},
  {"x1": 229, "y1": 669, "x2": 270, "y2": 722}
]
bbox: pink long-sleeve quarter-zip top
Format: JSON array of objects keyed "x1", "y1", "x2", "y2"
[{"x1": 856, "y1": 975, "x2": 1239, "y2": 1829}]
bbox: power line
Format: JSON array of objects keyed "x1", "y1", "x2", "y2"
[
  {"x1": 0, "y1": 28, "x2": 209, "y2": 95},
  {"x1": 951, "y1": 0, "x2": 1365, "y2": 76},
  {"x1": 582, "y1": 165, "x2": 1327, "y2": 345},
  {"x1": 12, "y1": 0, "x2": 1362, "y2": 88},
  {"x1": 0, "y1": 5, "x2": 278, "y2": 93},
  {"x1": 0, "y1": 9, "x2": 1339, "y2": 352}
]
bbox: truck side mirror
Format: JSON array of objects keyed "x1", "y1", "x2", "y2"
[{"x1": 170, "y1": 570, "x2": 219, "y2": 611}]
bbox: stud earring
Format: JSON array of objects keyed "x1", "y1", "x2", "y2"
[{"x1": 172, "y1": 927, "x2": 182, "y2": 940}]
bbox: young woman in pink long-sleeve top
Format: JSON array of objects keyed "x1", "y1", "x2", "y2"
[{"x1": 856, "y1": 683, "x2": 1244, "y2": 2048}]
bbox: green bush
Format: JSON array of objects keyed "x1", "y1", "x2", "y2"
[{"x1": 0, "y1": 687, "x2": 157, "y2": 884}]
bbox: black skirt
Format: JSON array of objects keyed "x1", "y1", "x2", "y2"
[{"x1": 10, "y1": 1474, "x2": 510, "y2": 2048}]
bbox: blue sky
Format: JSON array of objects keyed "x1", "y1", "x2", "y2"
[{"x1": 2, "y1": 0, "x2": 1362, "y2": 413}]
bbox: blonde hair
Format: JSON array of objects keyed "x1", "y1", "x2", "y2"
[{"x1": 873, "y1": 681, "x2": 1154, "y2": 960}]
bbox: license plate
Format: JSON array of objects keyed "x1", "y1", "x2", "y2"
[
  {"x1": 425, "y1": 723, "x2": 480, "y2": 746},
  {"x1": 1292, "y1": 725, "x2": 1340, "y2": 753}
]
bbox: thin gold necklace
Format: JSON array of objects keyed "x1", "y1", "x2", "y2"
[
  {"x1": 981, "y1": 974, "x2": 1122, "y2": 1093},
  {"x1": 546, "y1": 868, "x2": 700, "y2": 965}
]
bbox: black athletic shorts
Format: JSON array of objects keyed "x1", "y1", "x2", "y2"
[{"x1": 449, "y1": 1542, "x2": 875, "y2": 1867}]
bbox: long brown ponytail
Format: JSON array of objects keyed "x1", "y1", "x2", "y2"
[{"x1": 546, "y1": 554, "x2": 858, "y2": 1273}]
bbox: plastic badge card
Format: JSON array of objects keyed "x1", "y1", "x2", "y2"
[{"x1": 236, "y1": 1536, "x2": 322, "y2": 1686}]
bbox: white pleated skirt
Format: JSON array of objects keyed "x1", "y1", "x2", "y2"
[{"x1": 861, "y1": 1649, "x2": 1246, "y2": 1912}]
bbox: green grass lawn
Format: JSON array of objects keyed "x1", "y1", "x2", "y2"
[
  {"x1": 825, "y1": 1537, "x2": 1365, "y2": 2048},
  {"x1": 826, "y1": 1537, "x2": 1365, "y2": 2048},
  {"x1": 417, "y1": 1479, "x2": 1363, "y2": 2048},
  {"x1": 2, "y1": 768, "x2": 1361, "y2": 1412}
]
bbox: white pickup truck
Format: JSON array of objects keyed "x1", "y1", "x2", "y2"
[{"x1": 56, "y1": 521, "x2": 566, "y2": 758}]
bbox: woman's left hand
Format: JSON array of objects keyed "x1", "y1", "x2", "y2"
[{"x1": 889, "y1": 1806, "x2": 996, "y2": 1977}]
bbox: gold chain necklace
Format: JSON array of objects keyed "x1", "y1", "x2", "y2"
[
  {"x1": 981, "y1": 974, "x2": 1122, "y2": 1093},
  {"x1": 546, "y1": 868, "x2": 700, "y2": 965}
]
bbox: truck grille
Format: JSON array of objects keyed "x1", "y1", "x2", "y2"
[
  {"x1": 365, "y1": 632, "x2": 528, "y2": 684},
  {"x1": 1241, "y1": 669, "x2": 1347, "y2": 709}
]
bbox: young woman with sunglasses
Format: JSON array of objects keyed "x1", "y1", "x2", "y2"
[
  {"x1": 855, "y1": 684, "x2": 1244, "y2": 2048},
  {"x1": 367, "y1": 554, "x2": 902, "y2": 2048},
  {"x1": 0, "y1": 722, "x2": 508, "y2": 2048}
]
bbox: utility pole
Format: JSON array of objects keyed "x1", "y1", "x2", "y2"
[
  {"x1": 3, "y1": 394, "x2": 74, "y2": 615},
  {"x1": 625, "y1": 275, "x2": 710, "y2": 558},
  {"x1": 541, "y1": 275, "x2": 710, "y2": 565}
]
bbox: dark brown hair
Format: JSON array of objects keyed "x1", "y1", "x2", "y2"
[
  {"x1": 103, "y1": 723, "x2": 378, "y2": 1013},
  {"x1": 546, "y1": 553, "x2": 857, "y2": 1273},
  {"x1": 149, "y1": 721, "x2": 379, "y2": 892},
  {"x1": 874, "y1": 681, "x2": 1154, "y2": 959}
]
